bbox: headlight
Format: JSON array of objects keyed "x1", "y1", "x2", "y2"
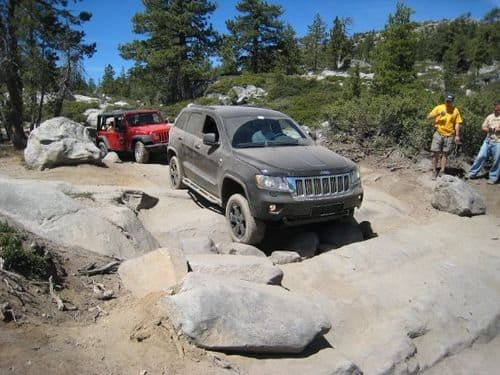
[
  {"x1": 350, "y1": 167, "x2": 361, "y2": 186},
  {"x1": 255, "y1": 175, "x2": 293, "y2": 192}
]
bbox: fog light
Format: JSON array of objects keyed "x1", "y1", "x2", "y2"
[{"x1": 269, "y1": 204, "x2": 277, "y2": 213}]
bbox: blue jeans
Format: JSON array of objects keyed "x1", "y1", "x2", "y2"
[{"x1": 469, "y1": 139, "x2": 500, "y2": 182}]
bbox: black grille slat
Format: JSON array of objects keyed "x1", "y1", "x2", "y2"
[
  {"x1": 322, "y1": 178, "x2": 330, "y2": 194},
  {"x1": 305, "y1": 179, "x2": 313, "y2": 195},
  {"x1": 296, "y1": 180, "x2": 304, "y2": 196}
]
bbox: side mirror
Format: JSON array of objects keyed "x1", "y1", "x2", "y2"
[{"x1": 203, "y1": 133, "x2": 218, "y2": 146}]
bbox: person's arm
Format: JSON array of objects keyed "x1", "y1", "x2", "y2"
[
  {"x1": 454, "y1": 110, "x2": 463, "y2": 143},
  {"x1": 481, "y1": 115, "x2": 491, "y2": 133}
]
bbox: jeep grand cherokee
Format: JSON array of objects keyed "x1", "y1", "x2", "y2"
[{"x1": 167, "y1": 105, "x2": 363, "y2": 244}]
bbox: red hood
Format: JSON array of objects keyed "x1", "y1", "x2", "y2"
[{"x1": 129, "y1": 123, "x2": 171, "y2": 134}]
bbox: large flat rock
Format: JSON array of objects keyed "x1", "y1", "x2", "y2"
[
  {"x1": 187, "y1": 254, "x2": 283, "y2": 285},
  {"x1": 162, "y1": 273, "x2": 331, "y2": 354},
  {"x1": 119, "y1": 248, "x2": 188, "y2": 298}
]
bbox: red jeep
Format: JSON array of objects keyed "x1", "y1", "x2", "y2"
[{"x1": 96, "y1": 109, "x2": 171, "y2": 163}]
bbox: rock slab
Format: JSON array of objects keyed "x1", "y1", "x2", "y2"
[
  {"x1": 119, "y1": 248, "x2": 188, "y2": 298},
  {"x1": 162, "y1": 273, "x2": 331, "y2": 353},
  {"x1": 432, "y1": 175, "x2": 486, "y2": 216},
  {"x1": 24, "y1": 117, "x2": 101, "y2": 170},
  {"x1": 187, "y1": 254, "x2": 283, "y2": 285}
]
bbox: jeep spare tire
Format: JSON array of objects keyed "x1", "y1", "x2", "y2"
[
  {"x1": 226, "y1": 193, "x2": 265, "y2": 245},
  {"x1": 134, "y1": 141, "x2": 149, "y2": 163}
]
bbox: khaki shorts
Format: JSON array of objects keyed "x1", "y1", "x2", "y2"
[{"x1": 431, "y1": 131, "x2": 454, "y2": 153}]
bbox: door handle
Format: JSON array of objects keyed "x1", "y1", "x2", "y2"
[
  {"x1": 178, "y1": 136, "x2": 183, "y2": 140},
  {"x1": 195, "y1": 144, "x2": 201, "y2": 150}
]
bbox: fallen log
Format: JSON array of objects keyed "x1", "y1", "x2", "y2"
[{"x1": 78, "y1": 261, "x2": 120, "y2": 276}]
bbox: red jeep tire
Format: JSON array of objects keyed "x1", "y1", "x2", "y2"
[{"x1": 134, "y1": 141, "x2": 150, "y2": 163}]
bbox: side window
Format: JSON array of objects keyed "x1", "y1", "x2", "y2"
[
  {"x1": 202, "y1": 115, "x2": 219, "y2": 141},
  {"x1": 175, "y1": 112, "x2": 189, "y2": 130},
  {"x1": 185, "y1": 113, "x2": 204, "y2": 135}
]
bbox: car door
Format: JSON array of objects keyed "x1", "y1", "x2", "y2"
[
  {"x1": 101, "y1": 116, "x2": 125, "y2": 151},
  {"x1": 180, "y1": 112, "x2": 204, "y2": 180},
  {"x1": 190, "y1": 114, "x2": 224, "y2": 196}
]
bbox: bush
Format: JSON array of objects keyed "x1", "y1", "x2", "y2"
[
  {"x1": 61, "y1": 101, "x2": 99, "y2": 123},
  {"x1": 0, "y1": 221, "x2": 53, "y2": 280}
]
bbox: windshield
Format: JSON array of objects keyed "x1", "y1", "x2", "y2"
[
  {"x1": 127, "y1": 112, "x2": 163, "y2": 126},
  {"x1": 228, "y1": 116, "x2": 309, "y2": 148}
]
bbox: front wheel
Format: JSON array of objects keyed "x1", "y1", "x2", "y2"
[
  {"x1": 98, "y1": 141, "x2": 108, "y2": 158},
  {"x1": 134, "y1": 141, "x2": 149, "y2": 163},
  {"x1": 225, "y1": 194, "x2": 265, "y2": 245}
]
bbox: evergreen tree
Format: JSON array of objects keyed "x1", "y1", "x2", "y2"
[
  {"x1": 275, "y1": 24, "x2": 302, "y2": 75},
  {"x1": 372, "y1": 1, "x2": 418, "y2": 95},
  {"x1": 101, "y1": 64, "x2": 116, "y2": 95},
  {"x1": 120, "y1": 0, "x2": 218, "y2": 102},
  {"x1": 301, "y1": 14, "x2": 327, "y2": 72},
  {"x1": 226, "y1": 0, "x2": 284, "y2": 73},
  {"x1": 218, "y1": 35, "x2": 239, "y2": 75},
  {"x1": 0, "y1": 0, "x2": 94, "y2": 148},
  {"x1": 348, "y1": 63, "x2": 362, "y2": 98},
  {"x1": 326, "y1": 16, "x2": 352, "y2": 70}
]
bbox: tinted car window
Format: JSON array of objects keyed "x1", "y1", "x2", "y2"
[
  {"x1": 229, "y1": 116, "x2": 309, "y2": 148},
  {"x1": 175, "y1": 112, "x2": 189, "y2": 130},
  {"x1": 185, "y1": 113, "x2": 204, "y2": 135}
]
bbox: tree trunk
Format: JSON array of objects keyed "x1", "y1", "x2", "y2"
[{"x1": 3, "y1": 1, "x2": 27, "y2": 149}]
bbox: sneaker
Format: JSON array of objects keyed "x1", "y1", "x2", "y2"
[
  {"x1": 487, "y1": 180, "x2": 496, "y2": 185},
  {"x1": 468, "y1": 174, "x2": 478, "y2": 180},
  {"x1": 432, "y1": 170, "x2": 439, "y2": 180}
]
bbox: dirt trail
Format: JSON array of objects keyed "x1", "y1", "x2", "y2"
[{"x1": 1, "y1": 144, "x2": 499, "y2": 374}]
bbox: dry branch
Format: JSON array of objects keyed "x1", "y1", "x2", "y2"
[
  {"x1": 78, "y1": 261, "x2": 120, "y2": 276},
  {"x1": 49, "y1": 276, "x2": 65, "y2": 311}
]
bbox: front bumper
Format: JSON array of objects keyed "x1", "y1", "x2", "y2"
[
  {"x1": 250, "y1": 185, "x2": 363, "y2": 225},
  {"x1": 145, "y1": 143, "x2": 168, "y2": 153}
]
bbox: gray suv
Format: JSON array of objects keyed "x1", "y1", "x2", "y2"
[{"x1": 167, "y1": 105, "x2": 363, "y2": 245}]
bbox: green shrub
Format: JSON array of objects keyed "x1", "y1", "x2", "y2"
[
  {"x1": 61, "y1": 100, "x2": 99, "y2": 123},
  {"x1": 0, "y1": 222, "x2": 53, "y2": 280}
]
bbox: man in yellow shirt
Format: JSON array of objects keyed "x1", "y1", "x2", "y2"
[{"x1": 427, "y1": 94, "x2": 463, "y2": 180}]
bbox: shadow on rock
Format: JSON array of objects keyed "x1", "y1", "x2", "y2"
[
  {"x1": 188, "y1": 191, "x2": 223, "y2": 215},
  {"x1": 225, "y1": 335, "x2": 333, "y2": 359}
]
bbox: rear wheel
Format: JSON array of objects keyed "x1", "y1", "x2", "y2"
[
  {"x1": 225, "y1": 193, "x2": 265, "y2": 245},
  {"x1": 98, "y1": 142, "x2": 108, "y2": 158},
  {"x1": 134, "y1": 141, "x2": 149, "y2": 163},
  {"x1": 169, "y1": 156, "x2": 185, "y2": 189}
]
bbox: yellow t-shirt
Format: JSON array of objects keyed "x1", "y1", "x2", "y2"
[{"x1": 429, "y1": 104, "x2": 463, "y2": 137}]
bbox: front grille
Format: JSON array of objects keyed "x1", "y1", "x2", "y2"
[
  {"x1": 158, "y1": 131, "x2": 168, "y2": 143},
  {"x1": 291, "y1": 173, "x2": 351, "y2": 199}
]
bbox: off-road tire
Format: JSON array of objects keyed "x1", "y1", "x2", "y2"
[
  {"x1": 225, "y1": 193, "x2": 265, "y2": 245},
  {"x1": 98, "y1": 141, "x2": 108, "y2": 158},
  {"x1": 134, "y1": 141, "x2": 149, "y2": 163},
  {"x1": 169, "y1": 156, "x2": 185, "y2": 189}
]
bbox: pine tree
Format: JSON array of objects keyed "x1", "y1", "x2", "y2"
[
  {"x1": 301, "y1": 14, "x2": 327, "y2": 72},
  {"x1": 0, "y1": 0, "x2": 94, "y2": 147},
  {"x1": 226, "y1": 0, "x2": 284, "y2": 73},
  {"x1": 275, "y1": 24, "x2": 302, "y2": 75},
  {"x1": 101, "y1": 64, "x2": 116, "y2": 95},
  {"x1": 326, "y1": 16, "x2": 352, "y2": 70},
  {"x1": 372, "y1": 1, "x2": 417, "y2": 95},
  {"x1": 120, "y1": 0, "x2": 218, "y2": 102}
]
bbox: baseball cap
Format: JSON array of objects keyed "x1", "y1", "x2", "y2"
[{"x1": 445, "y1": 94, "x2": 455, "y2": 102}]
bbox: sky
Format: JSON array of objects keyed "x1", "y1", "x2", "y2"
[{"x1": 71, "y1": 0, "x2": 500, "y2": 83}]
